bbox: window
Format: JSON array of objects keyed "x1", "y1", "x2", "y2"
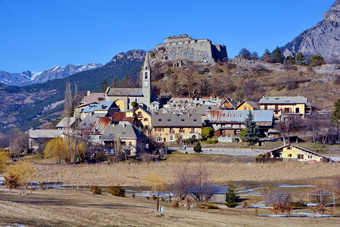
[
  {"x1": 284, "y1": 108, "x2": 291, "y2": 113},
  {"x1": 297, "y1": 154, "x2": 304, "y2": 159},
  {"x1": 288, "y1": 154, "x2": 292, "y2": 157},
  {"x1": 179, "y1": 127, "x2": 184, "y2": 133},
  {"x1": 168, "y1": 119, "x2": 171, "y2": 121},
  {"x1": 144, "y1": 72, "x2": 148, "y2": 79},
  {"x1": 157, "y1": 136, "x2": 162, "y2": 142},
  {"x1": 181, "y1": 119, "x2": 185, "y2": 121},
  {"x1": 295, "y1": 107, "x2": 300, "y2": 113},
  {"x1": 137, "y1": 111, "x2": 142, "y2": 117},
  {"x1": 287, "y1": 146, "x2": 292, "y2": 150},
  {"x1": 143, "y1": 118, "x2": 148, "y2": 121},
  {"x1": 170, "y1": 135, "x2": 174, "y2": 141},
  {"x1": 190, "y1": 128, "x2": 195, "y2": 133},
  {"x1": 308, "y1": 155, "x2": 312, "y2": 159},
  {"x1": 158, "y1": 119, "x2": 162, "y2": 121},
  {"x1": 193, "y1": 119, "x2": 197, "y2": 121},
  {"x1": 170, "y1": 128, "x2": 175, "y2": 133}
]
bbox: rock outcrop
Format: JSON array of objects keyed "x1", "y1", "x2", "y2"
[{"x1": 282, "y1": 0, "x2": 340, "y2": 63}]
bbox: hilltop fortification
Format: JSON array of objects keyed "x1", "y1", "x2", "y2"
[{"x1": 153, "y1": 35, "x2": 227, "y2": 63}]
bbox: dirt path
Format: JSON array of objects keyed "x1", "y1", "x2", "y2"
[{"x1": 0, "y1": 188, "x2": 339, "y2": 226}]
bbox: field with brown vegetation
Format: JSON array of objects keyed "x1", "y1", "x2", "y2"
[
  {"x1": 32, "y1": 155, "x2": 340, "y2": 187},
  {"x1": 1, "y1": 188, "x2": 339, "y2": 226}
]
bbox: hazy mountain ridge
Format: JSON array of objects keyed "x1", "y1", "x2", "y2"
[
  {"x1": 282, "y1": 0, "x2": 340, "y2": 63},
  {"x1": 0, "y1": 50, "x2": 145, "y2": 132},
  {"x1": 0, "y1": 63, "x2": 103, "y2": 86}
]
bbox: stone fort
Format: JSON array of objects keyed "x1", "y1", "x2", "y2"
[{"x1": 154, "y1": 35, "x2": 227, "y2": 63}]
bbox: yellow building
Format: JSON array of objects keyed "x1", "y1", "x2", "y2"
[
  {"x1": 259, "y1": 96, "x2": 310, "y2": 119},
  {"x1": 269, "y1": 144, "x2": 328, "y2": 162},
  {"x1": 151, "y1": 114, "x2": 202, "y2": 143},
  {"x1": 236, "y1": 101, "x2": 259, "y2": 111},
  {"x1": 135, "y1": 106, "x2": 153, "y2": 136}
]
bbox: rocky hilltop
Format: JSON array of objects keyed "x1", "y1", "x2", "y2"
[{"x1": 282, "y1": 0, "x2": 340, "y2": 63}]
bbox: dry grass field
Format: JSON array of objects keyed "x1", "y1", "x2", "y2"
[
  {"x1": 32, "y1": 158, "x2": 340, "y2": 187},
  {"x1": 1, "y1": 188, "x2": 339, "y2": 227}
]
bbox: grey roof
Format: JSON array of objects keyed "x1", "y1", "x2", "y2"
[
  {"x1": 194, "y1": 105, "x2": 220, "y2": 116},
  {"x1": 102, "y1": 124, "x2": 147, "y2": 141},
  {"x1": 269, "y1": 144, "x2": 327, "y2": 159},
  {"x1": 82, "y1": 101, "x2": 118, "y2": 113},
  {"x1": 152, "y1": 114, "x2": 202, "y2": 127},
  {"x1": 79, "y1": 113, "x2": 106, "y2": 129},
  {"x1": 259, "y1": 96, "x2": 308, "y2": 104},
  {"x1": 29, "y1": 129, "x2": 62, "y2": 139},
  {"x1": 106, "y1": 88, "x2": 143, "y2": 97},
  {"x1": 56, "y1": 117, "x2": 76, "y2": 128},
  {"x1": 206, "y1": 110, "x2": 274, "y2": 126},
  {"x1": 237, "y1": 101, "x2": 259, "y2": 109}
]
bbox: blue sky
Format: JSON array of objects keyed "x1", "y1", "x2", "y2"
[{"x1": 0, "y1": 0, "x2": 335, "y2": 73}]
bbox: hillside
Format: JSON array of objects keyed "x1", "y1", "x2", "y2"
[
  {"x1": 282, "y1": 0, "x2": 340, "y2": 63},
  {"x1": 0, "y1": 50, "x2": 145, "y2": 132},
  {"x1": 150, "y1": 57, "x2": 340, "y2": 111}
]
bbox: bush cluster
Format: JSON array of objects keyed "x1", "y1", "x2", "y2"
[
  {"x1": 108, "y1": 185, "x2": 125, "y2": 197},
  {"x1": 89, "y1": 186, "x2": 101, "y2": 195},
  {"x1": 198, "y1": 202, "x2": 219, "y2": 209}
]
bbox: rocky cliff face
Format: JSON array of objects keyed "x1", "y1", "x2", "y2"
[{"x1": 282, "y1": 0, "x2": 340, "y2": 63}]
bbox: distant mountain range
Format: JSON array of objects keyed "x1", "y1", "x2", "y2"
[
  {"x1": 0, "y1": 63, "x2": 103, "y2": 86},
  {"x1": 282, "y1": 0, "x2": 340, "y2": 63}
]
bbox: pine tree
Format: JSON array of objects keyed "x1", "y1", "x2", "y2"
[
  {"x1": 193, "y1": 141, "x2": 202, "y2": 154},
  {"x1": 241, "y1": 111, "x2": 261, "y2": 145},
  {"x1": 225, "y1": 184, "x2": 240, "y2": 208},
  {"x1": 296, "y1": 52, "x2": 305, "y2": 65},
  {"x1": 272, "y1": 47, "x2": 284, "y2": 63}
]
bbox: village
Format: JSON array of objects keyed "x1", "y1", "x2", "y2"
[{"x1": 28, "y1": 52, "x2": 339, "y2": 164}]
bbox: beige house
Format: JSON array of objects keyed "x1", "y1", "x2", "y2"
[
  {"x1": 135, "y1": 106, "x2": 152, "y2": 136},
  {"x1": 236, "y1": 101, "x2": 259, "y2": 111},
  {"x1": 151, "y1": 114, "x2": 202, "y2": 143},
  {"x1": 259, "y1": 96, "x2": 310, "y2": 120},
  {"x1": 269, "y1": 144, "x2": 328, "y2": 162}
]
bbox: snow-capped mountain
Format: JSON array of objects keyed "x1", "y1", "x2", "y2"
[{"x1": 0, "y1": 63, "x2": 103, "y2": 86}]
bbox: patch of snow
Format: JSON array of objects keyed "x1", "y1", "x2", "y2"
[{"x1": 30, "y1": 71, "x2": 43, "y2": 80}]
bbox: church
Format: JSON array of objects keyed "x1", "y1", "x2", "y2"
[{"x1": 105, "y1": 53, "x2": 158, "y2": 111}]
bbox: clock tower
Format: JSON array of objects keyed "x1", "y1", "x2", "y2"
[{"x1": 141, "y1": 52, "x2": 151, "y2": 107}]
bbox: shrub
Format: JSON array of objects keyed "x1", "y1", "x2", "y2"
[
  {"x1": 89, "y1": 186, "x2": 101, "y2": 195},
  {"x1": 152, "y1": 194, "x2": 157, "y2": 200},
  {"x1": 204, "y1": 140, "x2": 218, "y2": 144},
  {"x1": 198, "y1": 202, "x2": 219, "y2": 209},
  {"x1": 108, "y1": 185, "x2": 125, "y2": 197},
  {"x1": 172, "y1": 200, "x2": 180, "y2": 208},
  {"x1": 4, "y1": 175, "x2": 19, "y2": 192},
  {"x1": 131, "y1": 193, "x2": 136, "y2": 198}
]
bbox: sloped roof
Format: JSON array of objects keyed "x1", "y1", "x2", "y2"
[
  {"x1": 259, "y1": 96, "x2": 308, "y2": 104},
  {"x1": 237, "y1": 100, "x2": 260, "y2": 109},
  {"x1": 79, "y1": 113, "x2": 106, "y2": 130},
  {"x1": 152, "y1": 114, "x2": 202, "y2": 127},
  {"x1": 110, "y1": 112, "x2": 136, "y2": 123},
  {"x1": 106, "y1": 87, "x2": 143, "y2": 97},
  {"x1": 206, "y1": 110, "x2": 274, "y2": 126},
  {"x1": 29, "y1": 129, "x2": 62, "y2": 138},
  {"x1": 82, "y1": 101, "x2": 118, "y2": 113},
  {"x1": 56, "y1": 117, "x2": 76, "y2": 128},
  {"x1": 81, "y1": 92, "x2": 105, "y2": 104},
  {"x1": 269, "y1": 144, "x2": 328, "y2": 158},
  {"x1": 102, "y1": 124, "x2": 147, "y2": 140},
  {"x1": 194, "y1": 105, "x2": 220, "y2": 116},
  {"x1": 221, "y1": 98, "x2": 238, "y2": 108}
]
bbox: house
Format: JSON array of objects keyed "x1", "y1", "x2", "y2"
[
  {"x1": 29, "y1": 129, "x2": 62, "y2": 152},
  {"x1": 206, "y1": 110, "x2": 274, "y2": 137},
  {"x1": 101, "y1": 123, "x2": 148, "y2": 156},
  {"x1": 135, "y1": 106, "x2": 153, "y2": 135},
  {"x1": 236, "y1": 101, "x2": 259, "y2": 111},
  {"x1": 79, "y1": 91, "x2": 105, "y2": 105},
  {"x1": 259, "y1": 96, "x2": 311, "y2": 120},
  {"x1": 151, "y1": 114, "x2": 202, "y2": 143},
  {"x1": 220, "y1": 98, "x2": 238, "y2": 110},
  {"x1": 268, "y1": 144, "x2": 328, "y2": 162}
]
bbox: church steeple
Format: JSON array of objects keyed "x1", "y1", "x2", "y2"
[{"x1": 141, "y1": 52, "x2": 151, "y2": 107}]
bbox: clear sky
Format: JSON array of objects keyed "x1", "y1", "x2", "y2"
[{"x1": 0, "y1": 0, "x2": 335, "y2": 73}]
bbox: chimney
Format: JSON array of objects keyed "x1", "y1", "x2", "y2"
[{"x1": 87, "y1": 90, "x2": 91, "y2": 96}]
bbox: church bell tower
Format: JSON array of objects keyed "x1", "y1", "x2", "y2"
[{"x1": 141, "y1": 52, "x2": 151, "y2": 107}]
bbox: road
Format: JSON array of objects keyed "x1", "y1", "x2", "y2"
[{"x1": 169, "y1": 147, "x2": 270, "y2": 156}]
